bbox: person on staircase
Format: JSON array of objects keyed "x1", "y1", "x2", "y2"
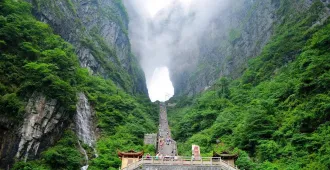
[
  {"x1": 156, "y1": 153, "x2": 159, "y2": 160},
  {"x1": 146, "y1": 153, "x2": 151, "y2": 160}
]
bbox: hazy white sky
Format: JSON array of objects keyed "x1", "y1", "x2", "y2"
[
  {"x1": 148, "y1": 67, "x2": 174, "y2": 102},
  {"x1": 146, "y1": 0, "x2": 192, "y2": 17},
  {"x1": 146, "y1": 1, "x2": 171, "y2": 17}
]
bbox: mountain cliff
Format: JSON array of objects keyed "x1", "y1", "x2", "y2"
[
  {"x1": 0, "y1": 0, "x2": 156, "y2": 169},
  {"x1": 167, "y1": 0, "x2": 330, "y2": 169},
  {"x1": 168, "y1": 0, "x2": 329, "y2": 96},
  {"x1": 1, "y1": 0, "x2": 330, "y2": 169},
  {"x1": 26, "y1": 0, "x2": 147, "y2": 94}
]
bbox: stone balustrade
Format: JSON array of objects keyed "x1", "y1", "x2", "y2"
[{"x1": 122, "y1": 156, "x2": 239, "y2": 170}]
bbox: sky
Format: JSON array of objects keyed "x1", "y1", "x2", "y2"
[
  {"x1": 146, "y1": 1, "x2": 172, "y2": 17},
  {"x1": 123, "y1": 0, "x2": 230, "y2": 102},
  {"x1": 146, "y1": 0, "x2": 192, "y2": 17}
]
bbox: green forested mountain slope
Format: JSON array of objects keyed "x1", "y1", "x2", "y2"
[
  {"x1": 1, "y1": 0, "x2": 330, "y2": 169},
  {"x1": 25, "y1": 0, "x2": 147, "y2": 94},
  {"x1": 168, "y1": 1, "x2": 330, "y2": 169},
  {"x1": 0, "y1": 0, "x2": 157, "y2": 169}
]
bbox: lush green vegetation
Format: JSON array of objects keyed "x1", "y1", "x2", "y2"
[
  {"x1": 0, "y1": 0, "x2": 157, "y2": 169},
  {"x1": 31, "y1": 0, "x2": 143, "y2": 94},
  {"x1": 3, "y1": 0, "x2": 329, "y2": 169},
  {"x1": 0, "y1": 0, "x2": 79, "y2": 119},
  {"x1": 168, "y1": 0, "x2": 330, "y2": 169}
]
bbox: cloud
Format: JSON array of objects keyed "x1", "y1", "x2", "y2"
[{"x1": 123, "y1": 0, "x2": 231, "y2": 100}]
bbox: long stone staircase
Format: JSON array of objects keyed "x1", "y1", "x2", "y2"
[
  {"x1": 157, "y1": 103, "x2": 177, "y2": 156},
  {"x1": 123, "y1": 103, "x2": 238, "y2": 170}
]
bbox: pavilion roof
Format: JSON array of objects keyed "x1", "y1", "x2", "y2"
[
  {"x1": 117, "y1": 150, "x2": 144, "y2": 157},
  {"x1": 213, "y1": 151, "x2": 238, "y2": 159}
]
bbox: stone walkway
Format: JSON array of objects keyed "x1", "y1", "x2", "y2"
[
  {"x1": 122, "y1": 103, "x2": 239, "y2": 170},
  {"x1": 157, "y1": 103, "x2": 177, "y2": 156}
]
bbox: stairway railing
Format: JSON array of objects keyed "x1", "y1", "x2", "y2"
[{"x1": 122, "y1": 156, "x2": 239, "y2": 170}]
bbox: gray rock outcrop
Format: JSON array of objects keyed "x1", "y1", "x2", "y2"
[
  {"x1": 16, "y1": 92, "x2": 68, "y2": 161},
  {"x1": 0, "y1": 92, "x2": 69, "y2": 169}
]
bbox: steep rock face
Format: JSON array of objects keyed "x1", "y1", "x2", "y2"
[
  {"x1": 169, "y1": 0, "x2": 277, "y2": 96},
  {"x1": 1, "y1": 0, "x2": 149, "y2": 168},
  {"x1": 0, "y1": 92, "x2": 69, "y2": 169},
  {"x1": 16, "y1": 92, "x2": 69, "y2": 161},
  {"x1": 0, "y1": 92, "x2": 99, "y2": 168},
  {"x1": 169, "y1": 0, "x2": 330, "y2": 96},
  {"x1": 25, "y1": 0, "x2": 147, "y2": 94}
]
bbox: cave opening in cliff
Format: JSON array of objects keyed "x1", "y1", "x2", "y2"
[
  {"x1": 123, "y1": 0, "x2": 194, "y2": 102},
  {"x1": 147, "y1": 67, "x2": 174, "y2": 102}
]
